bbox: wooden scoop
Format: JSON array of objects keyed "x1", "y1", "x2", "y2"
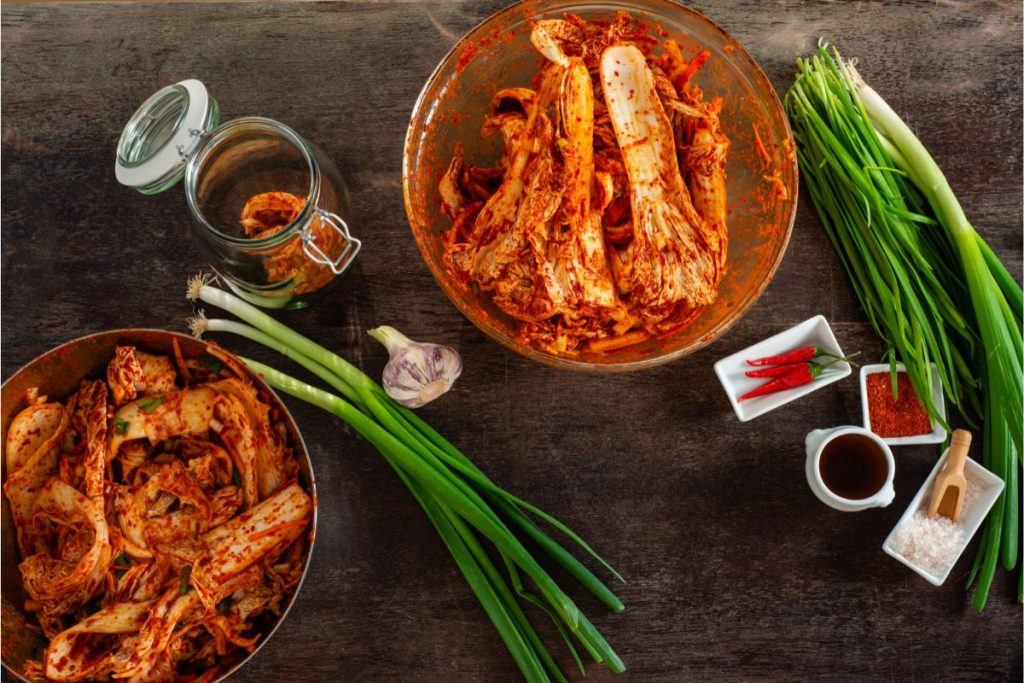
[{"x1": 928, "y1": 429, "x2": 972, "y2": 522}]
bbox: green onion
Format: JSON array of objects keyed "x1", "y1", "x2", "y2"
[
  {"x1": 186, "y1": 277, "x2": 626, "y2": 681},
  {"x1": 179, "y1": 565, "x2": 192, "y2": 595},
  {"x1": 137, "y1": 396, "x2": 166, "y2": 414},
  {"x1": 216, "y1": 599, "x2": 231, "y2": 614},
  {"x1": 786, "y1": 44, "x2": 1022, "y2": 609},
  {"x1": 113, "y1": 553, "x2": 132, "y2": 568},
  {"x1": 114, "y1": 417, "x2": 129, "y2": 435},
  {"x1": 199, "y1": 353, "x2": 225, "y2": 373}
]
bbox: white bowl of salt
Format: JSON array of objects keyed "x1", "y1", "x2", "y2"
[{"x1": 882, "y1": 446, "x2": 1005, "y2": 586}]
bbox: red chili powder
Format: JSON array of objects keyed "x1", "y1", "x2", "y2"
[
  {"x1": 455, "y1": 43, "x2": 479, "y2": 73},
  {"x1": 866, "y1": 371, "x2": 932, "y2": 437}
]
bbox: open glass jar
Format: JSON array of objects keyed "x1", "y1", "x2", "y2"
[{"x1": 115, "y1": 79, "x2": 360, "y2": 309}]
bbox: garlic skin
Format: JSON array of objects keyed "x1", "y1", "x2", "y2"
[{"x1": 368, "y1": 326, "x2": 463, "y2": 409}]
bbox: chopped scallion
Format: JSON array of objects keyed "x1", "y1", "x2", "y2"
[
  {"x1": 137, "y1": 396, "x2": 166, "y2": 414},
  {"x1": 179, "y1": 565, "x2": 192, "y2": 595},
  {"x1": 199, "y1": 353, "x2": 225, "y2": 373}
]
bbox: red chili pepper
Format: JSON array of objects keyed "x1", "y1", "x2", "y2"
[
  {"x1": 746, "y1": 345, "x2": 834, "y2": 366},
  {"x1": 738, "y1": 359, "x2": 839, "y2": 402},
  {"x1": 745, "y1": 362, "x2": 804, "y2": 378}
]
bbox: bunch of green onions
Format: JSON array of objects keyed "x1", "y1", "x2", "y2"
[
  {"x1": 786, "y1": 45, "x2": 1022, "y2": 608},
  {"x1": 186, "y1": 276, "x2": 625, "y2": 681}
]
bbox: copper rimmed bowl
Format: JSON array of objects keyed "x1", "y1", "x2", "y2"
[
  {"x1": 403, "y1": 0, "x2": 797, "y2": 371},
  {"x1": 0, "y1": 329, "x2": 317, "y2": 682}
]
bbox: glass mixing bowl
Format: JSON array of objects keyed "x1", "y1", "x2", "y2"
[{"x1": 403, "y1": 0, "x2": 797, "y2": 372}]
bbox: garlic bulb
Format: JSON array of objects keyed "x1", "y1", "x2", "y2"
[{"x1": 368, "y1": 326, "x2": 463, "y2": 408}]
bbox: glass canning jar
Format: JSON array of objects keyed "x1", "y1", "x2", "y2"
[{"x1": 115, "y1": 79, "x2": 360, "y2": 309}]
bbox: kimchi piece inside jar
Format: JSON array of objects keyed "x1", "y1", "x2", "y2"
[{"x1": 237, "y1": 191, "x2": 348, "y2": 297}]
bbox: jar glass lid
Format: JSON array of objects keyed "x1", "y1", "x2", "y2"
[{"x1": 115, "y1": 79, "x2": 220, "y2": 195}]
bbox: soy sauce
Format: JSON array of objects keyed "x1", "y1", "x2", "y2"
[{"x1": 819, "y1": 433, "x2": 888, "y2": 500}]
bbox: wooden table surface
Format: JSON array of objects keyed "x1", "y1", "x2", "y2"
[{"x1": 2, "y1": 1, "x2": 1021, "y2": 681}]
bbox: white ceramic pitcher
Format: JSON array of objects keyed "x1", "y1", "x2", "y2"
[{"x1": 805, "y1": 426, "x2": 895, "y2": 512}]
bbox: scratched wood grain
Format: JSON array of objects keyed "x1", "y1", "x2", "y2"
[{"x1": 2, "y1": 1, "x2": 1021, "y2": 681}]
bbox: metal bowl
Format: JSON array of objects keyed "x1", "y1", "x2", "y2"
[
  {"x1": 403, "y1": 0, "x2": 798, "y2": 371},
  {"x1": 0, "y1": 329, "x2": 318, "y2": 682}
]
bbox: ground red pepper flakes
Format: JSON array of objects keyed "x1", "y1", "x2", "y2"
[{"x1": 866, "y1": 371, "x2": 932, "y2": 437}]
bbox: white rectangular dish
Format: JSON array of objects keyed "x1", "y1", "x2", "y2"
[
  {"x1": 714, "y1": 315, "x2": 852, "y2": 422},
  {"x1": 882, "y1": 448, "x2": 1004, "y2": 586},
  {"x1": 860, "y1": 363, "x2": 947, "y2": 445}
]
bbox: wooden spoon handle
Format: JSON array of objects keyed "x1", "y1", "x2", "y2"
[
  {"x1": 946, "y1": 429, "x2": 972, "y2": 476},
  {"x1": 927, "y1": 429, "x2": 973, "y2": 519}
]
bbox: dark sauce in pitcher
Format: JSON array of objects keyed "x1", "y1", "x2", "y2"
[{"x1": 819, "y1": 433, "x2": 888, "y2": 500}]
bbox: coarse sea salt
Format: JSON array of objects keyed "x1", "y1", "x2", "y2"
[{"x1": 889, "y1": 478, "x2": 982, "y2": 578}]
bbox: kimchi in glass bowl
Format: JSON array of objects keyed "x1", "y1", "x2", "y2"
[
  {"x1": 403, "y1": 0, "x2": 797, "y2": 371},
  {"x1": 0, "y1": 330, "x2": 316, "y2": 682}
]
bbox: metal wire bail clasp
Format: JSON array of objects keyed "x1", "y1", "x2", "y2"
[
  {"x1": 302, "y1": 209, "x2": 361, "y2": 275},
  {"x1": 176, "y1": 127, "x2": 209, "y2": 161}
]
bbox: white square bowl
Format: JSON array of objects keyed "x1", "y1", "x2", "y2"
[
  {"x1": 714, "y1": 315, "x2": 852, "y2": 422},
  {"x1": 882, "y1": 448, "x2": 1004, "y2": 586},
  {"x1": 860, "y1": 363, "x2": 947, "y2": 445}
]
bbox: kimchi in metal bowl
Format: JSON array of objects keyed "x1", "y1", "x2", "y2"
[
  {"x1": 403, "y1": 0, "x2": 797, "y2": 371},
  {"x1": 0, "y1": 330, "x2": 317, "y2": 682}
]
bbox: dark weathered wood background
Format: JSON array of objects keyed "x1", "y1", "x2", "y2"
[{"x1": 2, "y1": 1, "x2": 1022, "y2": 681}]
